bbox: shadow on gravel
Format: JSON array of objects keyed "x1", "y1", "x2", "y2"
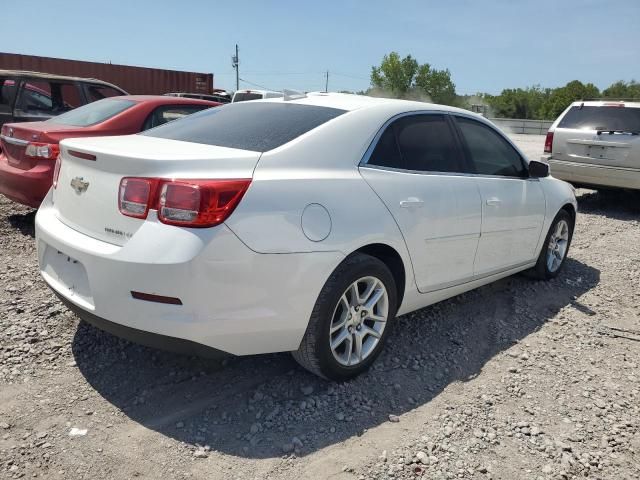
[
  {"x1": 7, "y1": 210, "x2": 36, "y2": 238},
  {"x1": 71, "y1": 258, "x2": 599, "y2": 459},
  {"x1": 577, "y1": 189, "x2": 640, "y2": 220}
]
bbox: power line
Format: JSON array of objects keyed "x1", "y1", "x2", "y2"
[{"x1": 238, "y1": 77, "x2": 275, "y2": 91}]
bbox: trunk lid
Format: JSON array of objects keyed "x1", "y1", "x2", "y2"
[
  {"x1": 53, "y1": 135, "x2": 261, "y2": 246},
  {"x1": 1, "y1": 122, "x2": 84, "y2": 170},
  {"x1": 552, "y1": 104, "x2": 640, "y2": 169}
]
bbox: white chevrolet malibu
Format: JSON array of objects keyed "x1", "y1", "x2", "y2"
[{"x1": 35, "y1": 93, "x2": 576, "y2": 380}]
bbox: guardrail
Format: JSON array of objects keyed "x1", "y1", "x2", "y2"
[{"x1": 490, "y1": 118, "x2": 553, "y2": 135}]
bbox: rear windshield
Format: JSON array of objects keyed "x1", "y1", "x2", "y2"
[
  {"x1": 558, "y1": 105, "x2": 640, "y2": 132},
  {"x1": 233, "y1": 92, "x2": 263, "y2": 102},
  {"x1": 47, "y1": 98, "x2": 136, "y2": 127},
  {"x1": 142, "y1": 102, "x2": 347, "y2": 152}
]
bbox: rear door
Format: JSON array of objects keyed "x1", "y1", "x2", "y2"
[
  {"x1": 453, "y1": 115, "x2": 545, "y2": 275},
  {"x1": 359, "y1": 113, "x2": 482, "y2": 293},
  {"x1": 552, "y1": 105, "x2": 640, "y2": 169}
]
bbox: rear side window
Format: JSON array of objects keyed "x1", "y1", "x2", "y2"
[
  {"x1": 47, "y1": 98, "x2": 136, "y2": 127},
  {"x1": 0, "y1": 78, "x2": 17, "y2": 112},
  {"x1": 86, "y1": 85, "x2": 124, "y2": 102},
  {"x1": 15, "y1": 81, "x2": 83, "y2": 116},
  {"x1": 143, "y1": 102, "x2": 346, "y2": 152},
  {"x1": 456, "y1": 117, "x2": 526, "y2": 177},
  {"x1": 367, "y1": 114, "x2": 463, "y2": 173},
  {"x1": 558, "y1": 105, "x2": 640, "y2": 132}
]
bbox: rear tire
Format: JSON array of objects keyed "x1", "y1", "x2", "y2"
[
  {"x1": 292, "y1": 253, "x2": 397, "y2": 381},
  {"x1": 528, "y1": 209, "x2": 574, "y2": 280}
]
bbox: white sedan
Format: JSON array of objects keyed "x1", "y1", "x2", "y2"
[{"x1": 35, "y1": 93, "x2": 576, "y2": 380}]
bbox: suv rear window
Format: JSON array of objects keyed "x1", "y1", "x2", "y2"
[
  {"x1": 142, "y1": 102, "x2": 346, "y2": 152},
  {"x1": 47, "y1": 98, "x2": 136, "y2": 127},
  {"x1": 558, "y1": 105, "x2": 640, "y2": 132}
]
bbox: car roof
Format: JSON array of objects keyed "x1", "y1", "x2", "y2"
[
  {"x1": 0, "y1": 69, "x2": 125, "y2": 90},
  {"x1": 259, "y1": 91, "x2": 479, "y2": 116},
  {"x1": 112, "y1": 95, "x2": 221, "y2": 106},
  {"x1": 570, "y1": 100, "x2": 640, "y2": 108}
]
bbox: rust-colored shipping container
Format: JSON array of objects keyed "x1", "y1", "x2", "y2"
[{"x1": 0, "y1": 52, "x2": 214, "y2": 95}]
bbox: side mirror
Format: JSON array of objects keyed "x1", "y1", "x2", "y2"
[{"x1": 528, "y1": 160, "x2": 549, "y2": 178}]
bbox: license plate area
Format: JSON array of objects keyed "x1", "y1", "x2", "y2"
[{"x1": 41, "y1": 244, "x2": 94, "y2": 310}]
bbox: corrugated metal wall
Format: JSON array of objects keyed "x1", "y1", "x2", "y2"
[{"x1": 0, "y1": 52, "x2": 214, "y2": 95}]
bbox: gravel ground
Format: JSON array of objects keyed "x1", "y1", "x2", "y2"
[{"x1": 1, "y1": 135, "x2": 639, "y2": 480}]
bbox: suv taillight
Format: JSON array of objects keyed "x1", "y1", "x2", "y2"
[
  {"x1": 118, "y1": 178, "x2": 251, "y2": 228},
  {"x1": 544, "y1": 131, "x2": 554, "y2": 154},
  {"x1": 52, "y1": 156, "x2": 62, "y2": 189},
  {"x1": 25, "y1": 142, "x2": 60, "y2": 160}
]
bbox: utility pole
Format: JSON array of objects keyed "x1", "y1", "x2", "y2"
[
  {"x1": 232, "y1": 44, "x2": 239, "y2": 91},
  {"x1": 325, "y1": 70, "x2": 329, "y2": 93}
]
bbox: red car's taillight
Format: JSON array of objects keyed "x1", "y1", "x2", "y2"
[
  {"x1": 52, "y1": 156, "x2": 62, "y2": 189},
  {"x1": 25, "y1": 142, "x2": 60, "y2": 160},
  {"x1": 118, "y1": 178, "x2": 251, "y2": 228},
  {"x1": 544, "y1": 131, "x2": 554, "y2": 154}
]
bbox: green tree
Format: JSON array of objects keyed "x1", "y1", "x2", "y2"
[
  {"x1": 539, "y1": 80, "x2": 600, "y2": 119},
  {"x1": 370, "y1": 52, "x2": 457, "y2": 105},
  {"x1": 602, "y1": 80, "x2": 640, "y2": 99}
]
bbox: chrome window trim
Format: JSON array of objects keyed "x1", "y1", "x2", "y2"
[{"x1": 359, "y1": 110, "x2": 532, "y2": 180}]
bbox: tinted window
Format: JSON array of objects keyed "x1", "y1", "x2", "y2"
[
  {"x1": 456, "y1": 117, "x2": 526, "y2": 177},
  {"x1": 558, "y1": 105, "x2": 640, "y2": 132},
  {"x1": 142, "y1": 105, "x2": 211, "y2": 131},
  {"x1": 86, "y1": 85, "x2": 124, "y2": 102},
  {"x1": 368, "y1": 126, "x2": 403, "y2": 169},
  {"x1": 47, "y1": 98, "x2": 136, "y2": 127},
  {"x1": 0, "y1": 78, "x2": 17, "y2": 112},
  {"x1": 143, "y1": 102, "x2": 346, "y2": 152},
  {"x1": 368, "y1": 114, "x2": 462, "y2": 173}
]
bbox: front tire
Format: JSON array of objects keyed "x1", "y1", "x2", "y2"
[
  {"x1": 292, "y1": 253, "x2": 397, "y2": 381},
  {"x1": 529, "y1": 209, "x2": 574, "y2": 280}
]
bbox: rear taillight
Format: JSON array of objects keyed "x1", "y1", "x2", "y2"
[
  {"x1": 52, "y1": 156, "x2": 62, "y2": 189},
  {"x1": 25, "y1": 142, "x2": 59, "y2": 160},
  {"x1": 118, "y1": 178, "x2": 251, "y2": 228},
  {"x1": 119, "y1": 178, "x2": 155, "y2": 219},
  {"x1": 544, "y1": 131, "x2": 554, "y2": 154}
]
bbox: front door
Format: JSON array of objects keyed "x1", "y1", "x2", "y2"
[
  {"x1": 359, "y1": 113, "x2": 482, "y2": 293},
  {"x1": 453, "y1": 115, "x2": 546, "y2": 275}
]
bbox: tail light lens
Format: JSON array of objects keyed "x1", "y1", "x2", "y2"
[
  {"x1": 52, "y1": 156, "x2": 62, "y2": 189},
  {"x1": 119, "y1": 178, "x2": 154, "y2": 219},
  {"x1": 25, "y1": 142, "x2": 60, "y2": 160},
  {"x1": 118, "y1": 178, "x2": 251, "y2": 228},
  {"x1": 544, "y1": 131, "x2": 554, "y2": 153}
]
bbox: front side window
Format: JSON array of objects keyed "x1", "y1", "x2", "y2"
[
  {"x1": 456, "y1": 117, "x2": 526, "y2": 177},
  {"x1": 47, "y1": 98, "x2": 136, "y2": 127},
  {"x1": 367, "y1": 114, "x2": 463, "y2": 173},
  {"x1": 143, "y1": 102, "x2": 346, "y2": 152},
  {"x1": 0, "y1": 78, "x2": 18, "y2": 112}
]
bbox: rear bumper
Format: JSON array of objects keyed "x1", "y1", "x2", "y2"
[
  {"x1": 544, "y1": 156, "x2": 640, "y2": 190},
  {"x1": 35, "y1": 192, "x2": 344, "y2": 356},
  {"x1": 0, "y1": 153, "x2": 52, "y2": 207}
]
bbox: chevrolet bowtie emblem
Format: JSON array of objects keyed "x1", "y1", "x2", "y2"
[{"x1": 70, "y1": 177, "x2": 89, "y2": 194}]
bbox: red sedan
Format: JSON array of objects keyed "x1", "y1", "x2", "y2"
[{"x1": 0, "y1": 95, "x2": 220, "y2": 207}]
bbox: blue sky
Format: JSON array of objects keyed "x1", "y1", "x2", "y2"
[{"x1": 2, "y1": 0, "x2": 638, "y2": 94}]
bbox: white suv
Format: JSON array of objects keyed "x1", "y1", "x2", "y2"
[
  {"x1": 542, "y1": 100, "x2": 640, "y2": 191},
  {"x1": 231, "y1": 89, "x2": 283, "y2": 102}
]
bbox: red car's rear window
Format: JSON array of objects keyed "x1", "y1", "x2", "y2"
[{"x1": 47, "y1": 98, "x2": 136, "y2": 127}]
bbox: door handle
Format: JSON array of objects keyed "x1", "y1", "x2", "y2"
[
  {"x1": 486, "y1": 197, "x2": 502, "y2": 206},
  {"x1": 399, "y1": 197, "x2": 424, "y2": 208}
]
